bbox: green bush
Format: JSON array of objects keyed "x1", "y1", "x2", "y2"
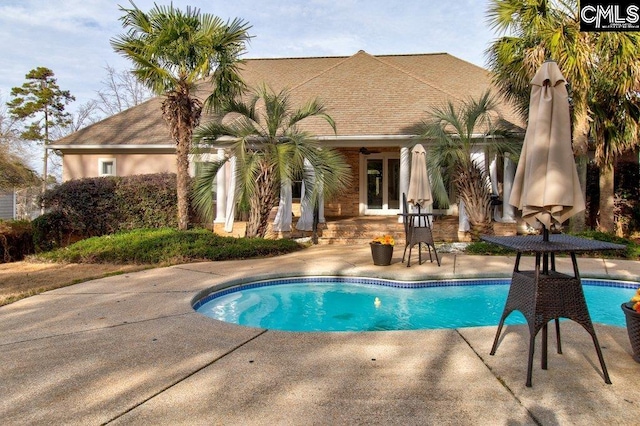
[
  {"x1": 114, "y1": 173, "x2": 181, "y2": 230},
  {"x1": 0, "y1": 220, "x2": 34, "y2": 262},
  {"x1": 31, "y1": 210, "x2": 76, "y2": 252},
  {"x1": 36, "y1": 228, "x2": 303, "y2": 264},
  {"x1": 573, "y1": 230, "x2": 640, "y2": 259},
  {"x1": 465, "y1": 231, "x2": 640, "y2": 260},
  {"x1": 42, "y1": 176, "x2": 119, "y2": 237},
  {"x1": 464, "y1": 241, "x2": 516, "y2": 256},
  {"x1": 35, "y1": 173, "x2": 186, "y2": 250}
]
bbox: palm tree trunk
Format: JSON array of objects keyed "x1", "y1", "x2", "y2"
[
  {"x1": 455, "y1": 162, "x2": 493, "y2": 241},
  {"x1": 469, "y1": 221, "x2": 493, "y2": 241},
  {"x1": 162, "y1": 91, "x2": 202, "y2": 231},
  {"x1": 176, "y1": 130, "x2": 191, "y2": 231},
  {"x1": 569, "y1": 154, "x2": 588, "y2": 233},
  {"x1": 569, "y1": 111, "x2": 591, "y2": 233},
  {"x1": 246, "y1": 161, "x2": 279, "y2": 238},
  {"x1": 598, "y1": 165, "x2": 615, "y2": 233}
]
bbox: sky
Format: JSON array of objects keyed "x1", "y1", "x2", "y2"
[{"x1": 0, "y1": 0, "x2": 498, "y2": 116}]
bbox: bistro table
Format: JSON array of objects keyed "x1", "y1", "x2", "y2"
[
  {"x1": 398, "y1": 212, "x2": 440, "y2": 267},
  {"x1": 481, "y1": 233, "x2": 625, "y2": 387}
]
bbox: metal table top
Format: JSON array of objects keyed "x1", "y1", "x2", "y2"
[{"x1": 481, "y1": 234, "x2": 626, "y2": 253}]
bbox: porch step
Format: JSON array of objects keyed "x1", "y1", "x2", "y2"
[
  {"x1": 223, "y1": 216, "x2": 517, "y2": 245},
  {"x1": 317, "y1": 216, "x2": 404, "y2": 245},
  {"x1": 316, "y1": 216, "x2": 488, "y2": 245}
]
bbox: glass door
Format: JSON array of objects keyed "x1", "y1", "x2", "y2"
[
  {"x1": 366, "y1": 158, "x2": 383, "y2": 209},
  {"x1": 364, "y1": 154, "x2": 400, "y2": 214}
]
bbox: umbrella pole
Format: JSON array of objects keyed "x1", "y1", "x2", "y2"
[{"x1": 542, "y1": 225, "x2": 549, "y2": 274}]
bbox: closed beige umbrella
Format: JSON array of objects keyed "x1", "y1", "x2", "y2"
[
  {"x1": 404, "y1": 143, "x2": 439, "y2": 266},
  {"x1": 407, "y1": 143, "x2": 432, "y2": 209},
  {"x1": 509, "y1": 61, "x2": 585, "y2": 232}
]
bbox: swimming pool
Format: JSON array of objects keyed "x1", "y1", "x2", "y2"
[{"x1": 193, "y1": 277, "x2": 640, "y2": 332}]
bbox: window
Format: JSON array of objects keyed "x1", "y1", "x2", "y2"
[
  {"x1": 291, "y1": 180, "x2": 302, "y2": 199},
  {"x1": 290, "y1": 170, "x2": 303, "y2": 199},
  {"x1": 98, "y1": 158, "x2": 116, "y2": 176}
]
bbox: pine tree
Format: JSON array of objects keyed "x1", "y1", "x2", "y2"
[{"x1": 7, "y1": 67, "x2": 75, "y2": 213}]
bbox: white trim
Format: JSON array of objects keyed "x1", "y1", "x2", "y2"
[
  {"x1": 317, "y1": 135, "x2": 416, "y2": 141},
  {"x1": 50, "y1": 144, "x2": 172, "y2": 150},
  {"x1": 98, "y1": 158, "x2": 117, "y2": 176},
  {"x1": 316, "y1": 133, "x2": 496, "y2": 141},
  {"x1": 51, "y1": 134, "x2": 518, "y2": 151}
]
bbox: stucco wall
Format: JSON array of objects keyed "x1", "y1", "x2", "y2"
[
  {"x1": 62, "y1": 153, "x2": 176, "y2": 181},
  {"x1": 59, "y1": 146, "x2": 399, "y2": 219}
]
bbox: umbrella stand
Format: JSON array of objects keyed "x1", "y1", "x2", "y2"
[{"x1": 542, "y1": 225, "x2": 550, "y2": 274}]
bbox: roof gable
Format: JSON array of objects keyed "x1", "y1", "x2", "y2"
[
  {"x1": 272, "y1": 51, "x2": 460, "y2": 136},
  {"x1": 53, "y1": 51, "x2": 524, "y2": 147}
]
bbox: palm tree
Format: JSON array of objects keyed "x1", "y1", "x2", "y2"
[
  {"x1": 192, "y1": 85, "x2": 352, "y2": 238},
  {"x1": 111, "y1": 2, "x2": 251, "y2": 230},
  {"x1": 419, "y1": 91, "x2": 517, "y2": 240},
  {"x1": 486, "y1": 0, "x2": 640, "y2": 232}
]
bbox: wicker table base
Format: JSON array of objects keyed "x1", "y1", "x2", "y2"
[
  {"x1": 491, "y1": 267, "x2": 611, "y2": 387},
  {"x1": 481, "y1": 234, "x2": 624, "y2": 387},
  {"x1": 399, "y1": 212, "x2": 440, "y2": 267}
]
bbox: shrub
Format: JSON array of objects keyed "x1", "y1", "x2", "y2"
[
  {"x1": 0, "y1": 220, "x2": 34, "y2": 262},
  {"x1": 573, "y1": 230, "x2": 640, "y2": 259},
  {"x1": 114, "y1": 173, "x2": 179, "y2": 230},
  {"x1": 31, "y1": 210, "x2": 75, "y2": 252},
  {"x1": 465, "y1": 231, "x2": 639, "y2": 260},
  {"x1": 41, "y1": 176, "x2": 119, "y2": 237},
  {"x1": 35, "y1": 173, "x2": 186, "y2": 251},
  {"x1": 464, "y1": 241, "x2": 516, "y2": 256}
]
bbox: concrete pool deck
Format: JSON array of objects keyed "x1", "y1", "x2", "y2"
[{"x1": 1, "y1": 245, "x2": 639, "y2": 425}]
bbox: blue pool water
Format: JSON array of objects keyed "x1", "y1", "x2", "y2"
[{"x1": 193, "y1": 277, "x2": 639, "y2": 332}]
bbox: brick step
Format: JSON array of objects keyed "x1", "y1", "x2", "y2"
[
  {"x1": 320, "y1": 238, "x2": 394, "y2": 245},
  {"x1": 317, "y1": 216, "x2": 404, "y2": 245},
  {"x1": 226, "y1": 215, "x2": 517, "y2": 245},
  {"x1": 319, "y1": 228, "x2": 404, "y2": 238}
]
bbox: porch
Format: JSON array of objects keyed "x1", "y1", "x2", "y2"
[{"x1": 215, "y1": 215, "x2": 519, "y2": 245}]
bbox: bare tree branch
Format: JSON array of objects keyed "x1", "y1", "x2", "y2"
[{"x1": 95, "y1": 64, "x2": 152, "y2": 116}]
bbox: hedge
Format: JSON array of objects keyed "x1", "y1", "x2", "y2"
[{"x1": 34, "y1": 173, "x2": 188, "y2": 251}]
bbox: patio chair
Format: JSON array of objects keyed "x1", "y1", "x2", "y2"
[{"x1": 401, "y1": 193, "x2": 440, "y2": 267}]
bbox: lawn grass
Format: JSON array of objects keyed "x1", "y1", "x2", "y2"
[
  {"x1": 35, "y1": 227, "x2": 305, "y2": 265},
  {"x1": 1, "y1": 228, "x2": 302, "y2": 306}
]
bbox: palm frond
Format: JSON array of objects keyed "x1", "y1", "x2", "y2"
[
  {"x1": 289, "y1": 97, "x2": 337, "y2": 134},
  {"x1": 191, "y1": 159, "x2": 226, "y2": 222},
  {"x1": 192, "y1": 84, "x2": 349, "y2": 236}
]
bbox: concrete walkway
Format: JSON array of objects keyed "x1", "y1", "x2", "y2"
[{"x1": 1, "y1": 246, "x2": 639, "y2": 425}]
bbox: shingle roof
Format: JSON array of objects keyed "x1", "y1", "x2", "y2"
[{"x1": 52, "y1": 51, "x2": 524, "y2": 147}]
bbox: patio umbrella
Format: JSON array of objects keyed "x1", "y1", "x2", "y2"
[
  {"x1": 407, "y1": 143, "x2": 432, "y2": 210},
  {"x1": 509, "y1": 60, "x2": 585, "y2": 237}
]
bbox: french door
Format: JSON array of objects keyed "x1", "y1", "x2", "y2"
[{"x1": 363, "y1": 153, "x2": 400, "y2": 215}]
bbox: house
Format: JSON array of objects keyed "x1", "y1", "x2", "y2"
[{"x1": 50, "y1": 50, "x2": 525, "y2": 238}]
